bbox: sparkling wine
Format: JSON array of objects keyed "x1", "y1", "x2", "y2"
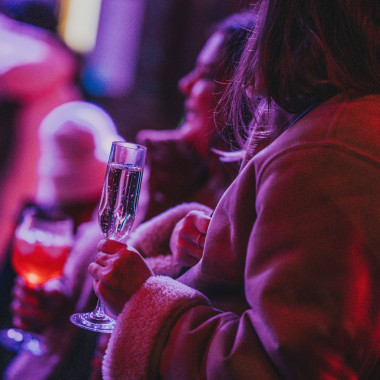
[
  {"x1": 99, "y1": 162, "x2": 143, "y2": 240},
  {"x1": 12, "y1": 236, "x2": 71, "y2": 286}
]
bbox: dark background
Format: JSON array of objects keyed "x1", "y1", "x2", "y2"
[{"x1": 0, "y1": 0, "x2": 252, "y2": 141}]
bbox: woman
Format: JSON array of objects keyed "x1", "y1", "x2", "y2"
[
  {"x1": 137, "y1": 11, "x2": 257, "y2": 221},
  {"x1": 91, "y1": 0, "x2": 380, "y2": 378}
]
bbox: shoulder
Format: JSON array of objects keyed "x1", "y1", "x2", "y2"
[{"x1": 251, "y1": 93, "x2": 380, "y2": 177}]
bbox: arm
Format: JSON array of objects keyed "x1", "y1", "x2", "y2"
[
  {"x1": 128, "y1": 202, "x2": 212, "y2": 277},
  {"x1": 96, "y1": 146, "x2": 380, "y2": 379},
  {"x1": 169, "y1": 210, "x2": 211, "y2": 267}
]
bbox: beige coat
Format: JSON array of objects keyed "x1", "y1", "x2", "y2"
[{"x1": 103, "y1": 93, "x2": 380, "y2": 379}]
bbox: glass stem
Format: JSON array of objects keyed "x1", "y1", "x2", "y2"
[{"x1": 91, "y1": 300, "x2": 106, "y2": 319}]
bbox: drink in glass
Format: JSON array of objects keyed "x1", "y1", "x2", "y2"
[
  {"x1": 0, "y1": 206, "x2": 74, "y2": 355},
  {"x1": 70, "y1": 141, "x2": 146, "y2": 333}
]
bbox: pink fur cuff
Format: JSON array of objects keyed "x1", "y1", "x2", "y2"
[{"x1": 102, "y1": 275, "x2": 209, "y2": 380}]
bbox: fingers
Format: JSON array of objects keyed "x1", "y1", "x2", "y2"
[
  {"x1": 12, "y1": 278, "x2": 42, "y2": 307},
  {"x1": 89, "y1": 243, "x2": 153, "y2": 316},
  {"x1": 11, "y1": 300, "x2": 46, "y2": 331},
  {"x1": 88, "y1": 260, "x2": 107, "y2": 283},
  {"x1": 92, "y1": 280, "x2": 125, "y2": 319},
  {"x1": 90, "y1": 241, "x2": 127, "y2": 283},
  {"x1": 192, "y1": 211, "x2": 211, "y2": 235},
  {"x1": 170, "y1": 210, "x2": 212, "y2": 267},
  {"x1": 173, "y1": 231, "x2": 204, "y2": 267},
  {"x1": 195, "y1": 231, "x2": 206, "y2": 250},
  {"x1": 91, "y1": 239, "x2": 128, "y2": 278},
  {"x1": 12, "y1": 307, "x2": 59, "y2": 332},
  {"x1": 93, "y1": 251, "x2": 112, "y2": 267},
  {"x1": 10, "y1": 277, "x2": 70, "y2": 332},
  {"x1": 11, "y1": 298, "x2": 42, "y2": 319},
  {"x1": 90, "y1": 242, "x2": 149, "y2": 288},
  {"x1": 97, "y1": 238, "x2": 126, "y2": 254},
  {"x1": 181, "y1": 212, "x2": 210, "y2": 249},
  {"x1": 182, "y1": 211, "x2": 211, "y2": 240}
]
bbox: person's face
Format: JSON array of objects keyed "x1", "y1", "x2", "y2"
[{"x1": 178, "y1": 31, "x2": 228, "y2": 134}]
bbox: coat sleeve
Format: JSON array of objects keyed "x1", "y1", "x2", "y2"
[
  {"x1": 244, "y1": 145, "x2": 380, "y2": 379},
  {"x1": 103, "y1": 145, "x2": 380, "y2": 380}
]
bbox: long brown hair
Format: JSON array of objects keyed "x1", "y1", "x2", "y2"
[{"x1": 228, "y1": 0, "x2": 380, "y2": 152}]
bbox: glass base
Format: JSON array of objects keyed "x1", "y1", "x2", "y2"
[
  {"x1": 0, "y1": 328, "x2": 46, "y2": 356},
  {"x1": 70, "y1": 312, "x2": 116, "y2": 333}
]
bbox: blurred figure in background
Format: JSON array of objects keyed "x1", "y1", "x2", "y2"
[
  {"x1": 137, "y1": 11, "x2": 256, "y2": 221},
  {"x1": 0, "y1": 11, "x2": 83, "y2": 267},
  {"x1": 0, "y1": 101, "x2": 123, "y2": 379},
  {"x1": 35, "y1": 100, "x2": 122, "y2": 231}
]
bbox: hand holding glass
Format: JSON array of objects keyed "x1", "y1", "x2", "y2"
[
  {"x1": 70, "y1": 141, "x2": 146, "y2": 332},
  {"x1": 0, "y1": 207, "x2": 73, "y2": 355}
]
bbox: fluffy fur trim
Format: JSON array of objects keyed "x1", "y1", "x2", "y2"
[
  {"x1": 128, "y1": 202, "x2": 212, "y2": 258},
  {"x1": 102, "y1": 276, "x2": 209, "y2": 380},
  {"x1": 145, "y1": 255, "x2": 183, "y2": 277}
]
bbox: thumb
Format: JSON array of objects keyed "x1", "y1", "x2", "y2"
[{"x1": 193, "y1": 211, "x2": 212, "y2": 234}]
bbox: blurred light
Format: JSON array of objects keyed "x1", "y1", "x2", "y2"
[
  {"x1": 7, "y1": 329, "x2": 23, "y2": 343},
  {"x1": 26, "y1": 273, "x2": 40, "y2": 285},
  {"x1": 58, "y1": 0, "x2": 102, "y2": 53},
  {"x1": 82, "y1": 0, "x2": 145, "y2": 97},
  {"x1": 0, "y1": 26, "x2": 49, "y2": 75}
]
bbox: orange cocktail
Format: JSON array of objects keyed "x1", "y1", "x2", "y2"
[{"x1": 12, "y1": 237, "x2": 71, "y2": 286}]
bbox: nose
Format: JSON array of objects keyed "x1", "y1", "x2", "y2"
[{"x1": 178, "y1": 71, "x2": 197, "y2": 96}]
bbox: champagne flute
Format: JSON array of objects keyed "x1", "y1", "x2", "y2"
[
  {"x1": 70, "y1": 141, "x2": 146, "y2": 333},
  {"x1": 0, "y1": 206, "x2": 74, "y2": 355}
]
